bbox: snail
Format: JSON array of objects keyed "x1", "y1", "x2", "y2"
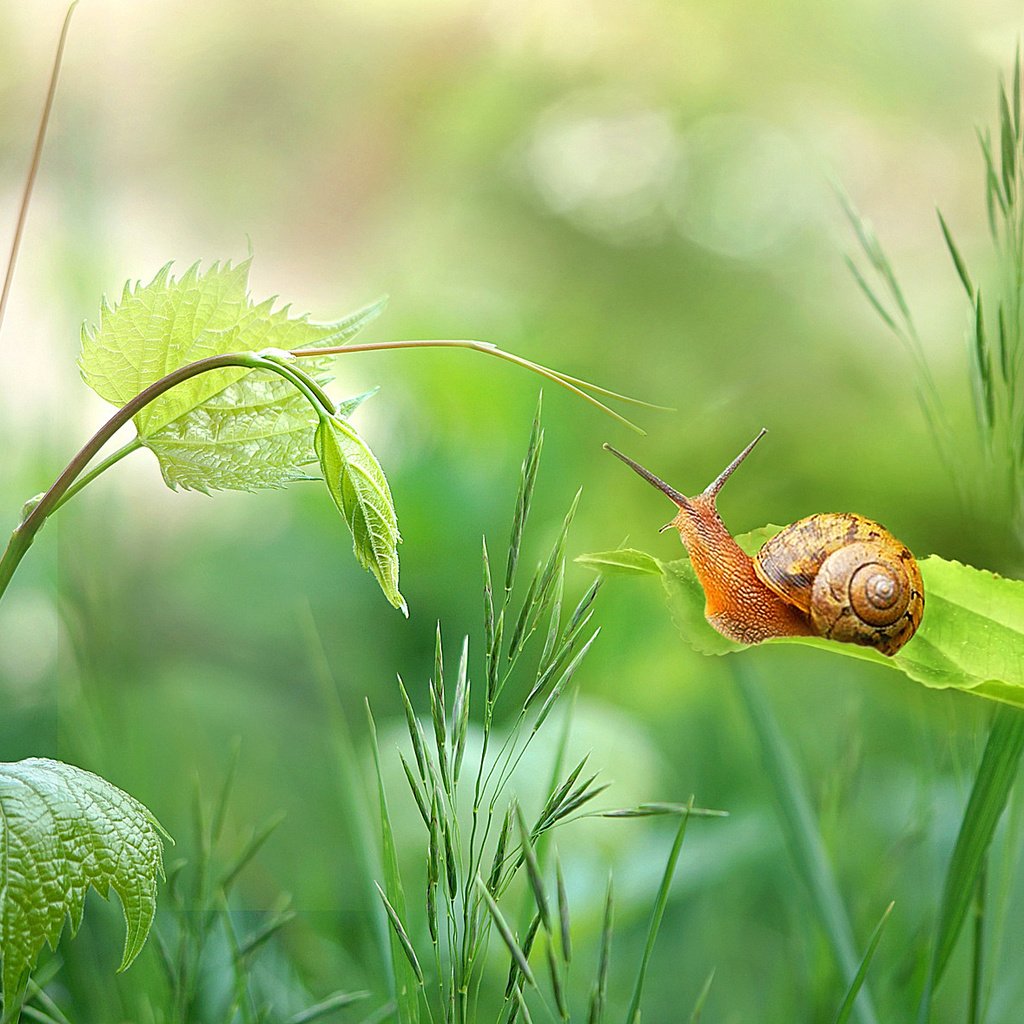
[{"x1": 604, "y1": 429, "x2": 924, "y2": 656}]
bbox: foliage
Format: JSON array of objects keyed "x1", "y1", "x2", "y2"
[
  {"x1": 153, "y1": 750, "x2": 370, "y2": 1024},
  {"x1": 579, "y1": 530, "x2": 1024, "y2": 707},
  {"x1": 79, "y1": 260, "x2": 384, "y2": 492},
  {"x1": 368, "y1": 405, "x2": 727, "y2": 1023},
  {"x1": 316, "y1": 413, "x2": 405, "y2": 615},
  {"x1": 0, "y1": 758, "x2": 167, "y2": 1021}
]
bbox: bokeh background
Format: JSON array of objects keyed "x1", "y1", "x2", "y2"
[{"x1": 2, "y1": 1, "x2": 1023, "y2": 1021}]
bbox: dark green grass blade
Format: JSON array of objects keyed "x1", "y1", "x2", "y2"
[
  {"x1": 220, "y1": 811, "x2": 286, "y2": 894},
  {"x1": 936, "y1": 210, "x2": 974, "y2": 299},
  {"x1": 516, "y1": 803, "x2": 551, "y2": 931},
  {"x1": 734, "y1": 665, "x2": 880, "y2": 1024},
  {"x1": 477, "y1": 876, "x2": 536, "y2": 986},
  {"x1": 834, "y1": 902, "x2": 894, "y2": 1024},
  {"x1": 918, "y1": 705, "x2": 1024, "y2": 1020},
  {"x1": 375, "y1": 883, "x2": 425, "y2": 985},
  {"x1": 506, "y1": 394, "x2": 544, "y2": 599},
  {"x1": 625, "y1": 799, "x2": 693, "y2": 1024}
]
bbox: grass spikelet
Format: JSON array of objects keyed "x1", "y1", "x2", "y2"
[{"x1": 478, "y1": 876, "x2": 536, "y2": 988}]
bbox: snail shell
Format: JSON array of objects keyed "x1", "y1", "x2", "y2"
[
  {"x1": 603, "y1": 432, "x2": 925, "y2": 657},
  {"x1": 754, "y1": 513, "x2": 924, "y2": 656}
]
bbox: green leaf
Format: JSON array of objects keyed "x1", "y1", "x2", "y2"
[
  {"x1": 79, "y1": 260, "x2": 385, "y2": 492},
  {"x1": 574, "y1": 548, "x2": 662, "y2": 577},
  {"x1": 736, "y1": 670, "x2": 880, "y2": 1024},
  {"x1": 315, "y1": 415, "x2": 405, "y2": 614},
  {"x1": 919, "y1": 706, "x2": 1024, "y2": 1016},
  {"x1": 581, "y1": 528, "x2": 1024, "y2": 706},
  {"x1": 0, "y1": 759, "x2": 168, "y2": 1015}
]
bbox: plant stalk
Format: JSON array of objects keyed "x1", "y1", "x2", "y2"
[
  {"x1": 289, "y1": 338, "x2": 651, "y2": 433},
  {"x1": 0, "y1": 2, "x2": 78, "y2": 338},
  {"x1": 0, "y1": 351, "x2": 265, "y2": 602}
]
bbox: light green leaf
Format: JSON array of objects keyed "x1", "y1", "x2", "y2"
[
  {"x1": 580, "y1": 528, "x2": 1024, "y2": 706},
  {"x1": 315, "y1": 415, "x2": 405, "y2": 614},
  {"x1": 79, "y1": 260, "x2": 385, "y2": 491},
  {"x1": 0, "y1": 759, "x2": 168, "y2": 1015},
  {"x1": 574, "y1": 548, "x2": 662, "y2": 577}
]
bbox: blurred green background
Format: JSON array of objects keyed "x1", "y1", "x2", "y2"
[{"x1": 2, "y1": 1, "x2": 1023, "y2": 1021}]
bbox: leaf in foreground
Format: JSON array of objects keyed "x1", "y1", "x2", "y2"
[
  {"x1": 316, "y1": 415, "x2": 405, "y2": 613},
  {"x1": 578, "y1": 529, "x2": 1024, "y2": 707},
  {"x1": 0, "y1": 759, "x2": 168, "y2": 1012},
  {"x1": 79, "y1": 259, "x2": 384, "y2": 491}
]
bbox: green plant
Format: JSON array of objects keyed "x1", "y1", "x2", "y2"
[
  {"x1": 367, "y1": 404, "x2": 727, "y2": 1024},
  {"x1": 0, "y1": 10, "x2": 652, "y2": 1019},
  {"x1": 154, "y1": 749, "x2": 372, "y2": 1024},
  {"x1": 576, "y1": 47, "x2": 1024, "y2": 1024},
  {"x1": 0, "y1": 759, "x2": 167, "y2": 1023}
]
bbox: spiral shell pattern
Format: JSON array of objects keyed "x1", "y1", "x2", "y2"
[{"x1": 753, "y1": 513, "x2": 924, "y2": 656}]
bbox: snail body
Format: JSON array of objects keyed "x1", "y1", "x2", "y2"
[{"x1": 604, "y1": 430, "x2": 924, "y2": 656}]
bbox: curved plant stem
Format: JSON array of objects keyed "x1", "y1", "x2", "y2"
[
  {"x1": 257, "y1": 354, "x2": 335, "y2": 417},
  {"x1": 0, "y1": 351, "x2": 265, "y2": 602},
  {"x1": 0, "y1": 336, "x2": 650, "y2": 603},
  {"x1": 289, "y1": 338, "x2": 652, "y2": 434},
  {"x1": 0, "y1": 1, "x2": 78, "y2": 338}
]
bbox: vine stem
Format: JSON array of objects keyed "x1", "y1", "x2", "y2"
[
  {"x1": 0, "y1": 351, "x2": 263, "y2": 601},
  {"x1": 0, "y1": 336, "x2": 646, "y2": 603},
  {"x1": 291, "y1": 338, "x2": 661, "y2": 430}
]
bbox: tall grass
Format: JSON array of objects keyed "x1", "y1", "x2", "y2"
[
  {"x1": 800, "y1": 49, "x2": 1024, "y2": 1024},
  {"x1": 842, "y1": 49, "x2": 1024, "y2": 546},
  {"x1": 366, "y1": 398, "x2": 727, "y2": 1023}
]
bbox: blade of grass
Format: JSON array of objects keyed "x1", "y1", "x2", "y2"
[
  {"x1": 918, "y1": 705, "x2": 1024, "y2": 1020},
  {"x1": 219, "y1": 812, "x2": 286, "y2": 895},
  {"x1": 375, "y1": 883, "x2": 425, "y2": 986},
  {"x1": 515, "y1": 803, "x2": 551, "y2": 932},
  {"x1": 734, "y1": 664, "x2": 880, "y2": 1024},
  {"x1": 284, "y1": 991, "x2": 370, "y2": 1024},
  {"x1": 505, "y1": 395, "x2": 544, "y2": 599},
  {"x1": 545, "y1": 940, "x2": 568, "y2": 1021},
  {"x1": 833, "y1": 902, "x2": 895, "y2": 1024},
  {"x1": 936, "y1": 210, "x2": 975, "y2": 299},
  {"x1": 625, "y1": 798, "x2": 694, "y2": 1024},
  {"x1": 688, "y1": 970, "x2": 715, "y2": 1023},
  {"x1": 477, "y1": 876, "x2": 536, "y2": 986}
]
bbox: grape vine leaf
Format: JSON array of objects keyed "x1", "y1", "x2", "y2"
[
  {"x1": 79, "y1": 259, "x2": 386, "y2": 492},
  {"x1": 0, "y1": 759, "x2": 168, "y2": 1015},
  {"x1": 315, "y1": 414, "x2": 405, "y2": 615},
  {"x1": 578, "y1": 527, "x2": 1024, "y2": 707}
]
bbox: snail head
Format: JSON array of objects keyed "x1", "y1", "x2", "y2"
[{"x1": 603, "y1": 428, "x2": 767, "y2": 532}]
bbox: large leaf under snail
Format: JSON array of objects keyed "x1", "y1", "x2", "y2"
[{"x1": 578, "y1": 527, "x2": 1024, "y2": 709}]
